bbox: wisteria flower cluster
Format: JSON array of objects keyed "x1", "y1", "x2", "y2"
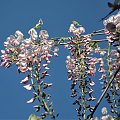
[
  {"x1": 0, "y1": 9, "x2": 120, "y2": 120},
  {"x1": 1, "y1": 25, "x2": 59, "y2": 119},
  {"x1": 64, "y1": 22, "x2": 110, "y2": 119},
  {"x1": 1, "y1": 28, "x2": 58, "y2": 71}
]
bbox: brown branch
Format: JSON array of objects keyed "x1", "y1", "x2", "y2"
[
  {"x1": 54, "y1": 39, "x2": 108, "y2": 47},
  {"x1": 92, "y1": 39, "x2": 108, "y2": 42}
]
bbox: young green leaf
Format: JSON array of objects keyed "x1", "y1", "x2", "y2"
[{"x1": 28, "y1": 114, "x2": 42, "y2": 120}]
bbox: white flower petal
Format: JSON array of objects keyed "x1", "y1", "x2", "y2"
[
  {"x1": 28, "y1": 28, "x2": 38, "y2": 40},
  {"x1": 68, "y1": 24, "x2": 76, "y2": 33},
  {"x1": 15, "y1": 30, "x2": 23, "y2": 38},
  {"x1": 27, "y1": 98, "x2": 35, "y2": 103},
  {"x1": 1, "y1": 50, "x2": 6, "y2": 54},
  {"x1": 23, "y1": 84, "x2": 32, "y2": 90},
  {"x1": 39, "y1": 30, "x2": 49, "y2": 40},
  {"x1": 45, "y1": 66, "x2": 50, "y2": 70},
  {"x1": 20, "y1": 76, "x2": 29, "y2": 84}
]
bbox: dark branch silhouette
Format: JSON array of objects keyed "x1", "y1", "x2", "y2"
[
  {"x1": 100, "y1": 0, "x2": 120, "y2": 21},
  {"x1": 87, "y1": 65, "x2": 120, "y2": 119}
]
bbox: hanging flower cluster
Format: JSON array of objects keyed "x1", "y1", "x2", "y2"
[
  {"x1": 0, "y1": 26, "x2": 59, "y2": 119},
  {"x1": 0, "y1": 10, "x2": 120, "y2": 120},
  {"x1": 1, "y1": 28, "x2": 58, "y2": 71},
  {"x1": 63, "y1": 14, "x2": 120, "y2": 119},
  {"x1": 103, "y1": 49, "x2": 120, "y2": 116},
  {"x1": 101, "y1": 12, "x2": 120, "y2": 118},
  {"x1": 64, "y1": 22, "x2": 109, "y2": 119}
]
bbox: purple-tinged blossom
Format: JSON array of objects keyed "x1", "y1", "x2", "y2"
[
  {"x1": 106, "y1": 35, "x2": 115, "y2": 43},
  {"x1": 89, "y1": 89, "x2": 94, "y2": 94},
  {"x1": 27, "y1": 98, "x2": 35, "y2": 104},
  {"x1": 88, "y1": 58, "x2": 98, "y2": 65},
  {"x1": 39, "y1": 30, "x2": 49, "y2": 40},
  {"x1": 23, "y1": 84, "x2": 32, "y2": 91},
  {"x1": 68, "y1": 24, "x2": 85, "y2": 36},
  {"x1": 82, "y1": 35, "x2": 91, "y2": 43},
  {"x1": 87, "y1": 64, "x2": 96, "y2": 76},
  {"x1": 98, "y1": 67, "x2": 105, "y2": 73},
  {"x1": 99, "y1": 73, "x2": 107, "y2": 80},
  {"x1": 89, "y1": 80, "x2": 95, "y2": 86},
  {"x1": 15, "y1": 30, "x2": 24, "y2": 42},
  {"x1": 28, "y1": 28, "x2": 38, "y2": 41},
  {"x1": 87, "y1": 96, "x2": 96, "y2": 101},
  {"x1": 95, "y1": 47, "x2": 106, "y2": 56},
  {"x1": 44, "y1": 66, "x2": 50, "y2": 70},
  {"x1": 53, "y1": 47, "x2": 59, "y2": 56},
  {"x1": 98, "y1": 58, "x2": 104, "y2": 65},
  {"x1": 43, "y1": 83, "x2": 52, "y2": 89},
  {"x1": 1, "y1": 50, "x2": 6, "y2": 54},
  {"x1": 68, "y1": 74, "x2": 73, "y2": 80},
  {"x1": 68, "y1": 24, "x2": 76, "y2": 33},
  {"x1": 20, "y1": 76, "x2": 29, "y2": 84},
  {"x1": 110, "y1": 50, "x2": 119, "y2": 57}
]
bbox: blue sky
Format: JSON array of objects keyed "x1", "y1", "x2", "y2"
[{"x1": 0, "y1": 0, "x2": 115, "y2": 119}]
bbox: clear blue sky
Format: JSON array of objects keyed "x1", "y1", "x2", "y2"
[{"x1": 0, "y1": 0, "x2": 115, "y2": 119}]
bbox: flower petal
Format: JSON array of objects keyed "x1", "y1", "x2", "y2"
[
  {"x1": 20, "y1": 76, "x2": 29, "y2": 84},
  {"x1": 23, "y1": 84, "x2": 32, "y2": 91},
  {"x1": 27, "y1": 98, "x2": 35, "y2": 103}
]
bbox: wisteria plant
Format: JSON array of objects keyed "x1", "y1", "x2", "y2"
[{"x1": 1, "y1": 6, "x2": 120, "y2": 120}]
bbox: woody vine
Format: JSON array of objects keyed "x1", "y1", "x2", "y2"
[{"x1": 1, "y1": 4, "x2": 120, "y2": 120}]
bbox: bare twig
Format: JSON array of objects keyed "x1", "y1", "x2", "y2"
[{"x1": 88, "y1": 65, "x2": 120, "y2": 120}]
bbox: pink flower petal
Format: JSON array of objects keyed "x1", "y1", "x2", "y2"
[
  {"x1": 54, "y1": 52, "x2": 59, "y2": 57},
  {"x1": 27, "y1": 98, "x2": 35, "y2": 103},
  {"x1": 23, "y1": 84, "x2": 32, "y2": 90},
  {"x1": 20, "y1": 76, "x2": 29, "y2": 84},
  {"x1": 45, "y1": 66, "x2": 50, "y2": 70},
  {"x1": 68, "y1": 74, "x2": 72, "y2": 80},
  {"x1": 1, "y1": 50, "x2": 6, "y2": 54},
  {"x1": 89, "y1": 80, "x2": 95, "y2": 86},
  {"x1": 54, "y1": 47, "x2": 59, "y2": 52},
  {"x1": 43, "y1": 64, "x2": 48, "y2": 67},
  {"x1": 91, "y1": 96, "x2": 96, "y2": 101},
  {"x1": 47, "y1": 54, "x2": 52, "y2": 58},
  {"x1": 42, "y1": 70, "x2": 47, "y2": 75}
]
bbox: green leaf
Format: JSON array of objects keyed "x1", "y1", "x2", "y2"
[
  {"x1": 72, "y1": 20, "x2": 81, "y2": 27},
  {"x1": 34, "y1": 19, "x2": 43, "y2": 29},
  {"x1": 28, "y1": 114, "x2": 42, "y2": 120}
]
